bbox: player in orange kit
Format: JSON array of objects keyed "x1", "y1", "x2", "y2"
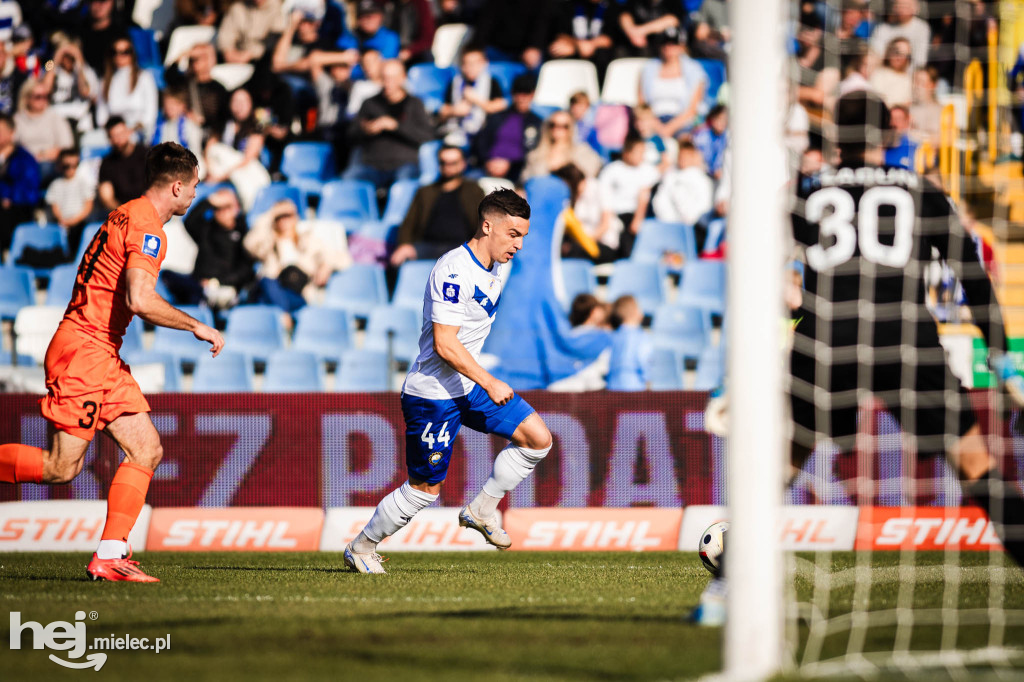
[{"x1": 0, "y1": 142, "x2": 224, "y2": 582}]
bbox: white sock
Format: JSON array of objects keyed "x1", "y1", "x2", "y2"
[
  {"x1": 477, "y1": 443, "x2": 551, "y2": 512},
  {"x1": 354, "y1": 482, "x2": 438, "y2": 551},
  {"x1": 96, "y1": 539, "x2": 129, "y2": 560}
]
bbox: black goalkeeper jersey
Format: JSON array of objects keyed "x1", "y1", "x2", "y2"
[{"x1": 790, "y1": 164, "x2": 1006, "y2": 355}]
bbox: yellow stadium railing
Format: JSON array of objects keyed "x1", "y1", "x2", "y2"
[
  {"x1": 940, "y1": 102, "x2": 960, "y2": 203},
  {"x1": 965, "y1": 60, "x2": 983, "y2": 177}
]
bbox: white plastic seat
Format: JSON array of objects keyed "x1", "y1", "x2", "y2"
[
  {"x1": 534, "y1": 59, "x2": 600, "y2": 109},
  {"x1": 14, "y1": 306, "x2": 64, "y2": 365},
  {"x1": 432, "y1": 23, "x2": 470, "y2": 69},
  {"x1": 210, "y1": 63, "x2": 255, "y2": 91},
  {"x1": 600, "y1": 58, "x2": 648, "y2": 106},
  {"x1": 164, "y1": 25, "x2": 217, "y2": 69}
]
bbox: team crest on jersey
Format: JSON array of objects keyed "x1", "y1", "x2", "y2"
[
  {"x1": 428, "y1": 452, "x2": 444, "y2": 468},
  {"x1": 142, "y1": 234, "x2": 161, "y2": 258},
  {"x1": 443, "y1": 282, "x2": 460, "y2": 302}
]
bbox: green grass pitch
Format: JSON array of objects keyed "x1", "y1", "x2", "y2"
[{"x1": 2, "y1": 551, "x2": 1022, "y2": 681}]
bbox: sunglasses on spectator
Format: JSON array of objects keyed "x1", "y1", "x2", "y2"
[
  {"x1": 113, "y1": 47, "x2": 133, "y2": 56},
  {"x1": 550, "y1": 121, "x2": 572, "y2": 129}
]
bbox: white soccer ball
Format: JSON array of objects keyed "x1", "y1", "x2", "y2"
[{"x1": 698, "y1": 521, "x2": 728, "y2": 576}]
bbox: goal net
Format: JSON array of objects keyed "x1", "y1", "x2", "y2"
[{"x1": 761, "y1": 0, "x2": 1024, "y2": 677}]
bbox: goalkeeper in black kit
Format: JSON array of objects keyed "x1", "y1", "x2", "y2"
[
  {"x1": 789, "y1": 91, "x2": 1024, "y2": 566},
  {"x1": 693, "y1": 91, "x2": 1024, "y2": 626}
]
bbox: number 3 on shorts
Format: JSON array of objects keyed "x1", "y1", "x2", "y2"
[
  {"x1": 79, "y1": 400, "x2": 99, "y2": 429},
  {"x1": 420, "y1": 421, "x2": 451, "y2": 449}
]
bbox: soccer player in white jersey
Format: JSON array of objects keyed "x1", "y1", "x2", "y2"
[{"x1": 344, "y1": 189, "x2": 553, "y2": 574}]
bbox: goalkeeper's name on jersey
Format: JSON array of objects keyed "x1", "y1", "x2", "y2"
[{"x1": 818, "y1": 166, "x2": 920, "y2": 190}]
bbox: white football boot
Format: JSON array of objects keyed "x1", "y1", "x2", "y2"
[
  {"x1": 458, "y1": 505, "x2": 512, "y2": 549},
  {"x1": 344, "y1": 543, "x2": 388, "y2": 574}
]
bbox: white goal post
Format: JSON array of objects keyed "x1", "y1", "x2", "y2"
[{"x1": 725, "y1": 0, "x2": 789, "y2": 678}]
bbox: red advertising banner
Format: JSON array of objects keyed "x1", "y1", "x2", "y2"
[
  {"x1": 1, "y1": 391, "x2": 1020, "y2": 509},
  {"x1": 0, "y1": 392, "x2": 718, "y2": 508}
]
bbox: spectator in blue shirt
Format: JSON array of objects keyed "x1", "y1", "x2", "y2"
[
  {"x1": 607, "y1": 295, "x2": 653, "y2": 391},
  {"x1": 338, "y1": 0, "x2": 401, "y2": 59},
  {"x1": 0, "y1": 112, "x2": 40, "y2": 252},
  {"x1": 692, "y1": 103, "x2": 728, "y2": 180},
  {"x1": 884, "y1": 104, "x2": 917, "y2": 169}
]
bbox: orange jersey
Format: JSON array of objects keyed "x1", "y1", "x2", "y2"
[{"x1": 61, "y1": 196, "x2": 167, "y2": 353}]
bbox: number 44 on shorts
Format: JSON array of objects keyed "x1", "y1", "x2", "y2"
[{"x1": 420, "y1": 421, "x2": 451, "y2": 449}]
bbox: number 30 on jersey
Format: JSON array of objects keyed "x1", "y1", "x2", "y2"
[{"x1": 804, "y1": 186, "x2": 915, "y2": 270}]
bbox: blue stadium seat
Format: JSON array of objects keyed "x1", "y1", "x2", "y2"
[
  {"x1": 605, "y1": 260, "x2": 666, "y2": 315},
  {"x1": 319, "y1": 179, "x2": 379, "y2": 225},
  {"x1": 292, "y1": 306, "x2": 353, "y2": 363},
  {"x1": 675, "y1": 260, "x2": 726, "y2": 313},
  {"x1": 407, "y1": 64, "x2": 456, "y2": 112},
  {"x1": 0, "y1": 266, "x2": 35, "y2": 320},
  {"x1": 130, "y1": 28, "x2": 161, "y2": 69},
  {"x1": 192, "y1": 351, "x2": 254, "y2": 392},
  {"x1": 418, "y1": 140, "x2": 441, "y2": 184},
  {"x1": 364, "y1": 305, "x2": 422, "y2": 362},
  {"x1": 696, "y1": 59, "x2": 727, "y2": 105},
  {"x1": 46, "y1": 264, "x2": 78, "y2": 307},
  {"x1": 355, "y1": 220, "x2": 399, "y2": 245},
  {"x1": 693, "y1": 346, "x2": 725, "y2": 390},
  {"x1": 153, "y1": 304, "x2": 215, "y2": 365},
  {"x1": 381, "y1": 179, "x2": 420, "y2": 227},
  {"x1": 557, "y1": 259, "x2": 596, "y2": 308},
  {"x1": 262, "y1": 350, "x2": 324, "y2": 392},
  {"x1": 248, "y1": 183, "x2": 305, "y2": 223},
  {"x1": 224, "y1": 305, "x2": 285, "y2": 362},
  {"x1": 488, "y1": 61, "x2": 527, "y2": 98},
  {"x1": 282, "y1": 142, "x2": 335, "y2": 197},
  {"x1": 323, "y1": 263, "x2": 388, "y2": 318},
  {"x1": 649, "y1": 347, "x2": 685, "y2": 390},
  {"x1": 7, "y1": 224, "x2": 69, "y2": 278},
  {"x1": 335, "y1": 349, "x2": 391, "y2": 392},
  {"x1": 75, "y1": 223, "x2": 103, "y2": 264},
  {"x1": 651, "y1": 304, "x2": 710, "y2": 360},
  {"x1": 391, "y1": 260, "x2": 435, "y2": 310},
  {"x1": 632, "y1": 220, "x2": 698, "y2": 267},
  {"x1": 123, "y1": 350, "x2": 183, "y2": 392},
  {"x1": 0, "y1": 350, "x2": 36, "y2": 366}
]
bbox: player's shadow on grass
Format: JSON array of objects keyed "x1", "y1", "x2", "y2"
[{"x1": 188, "y1": 565, "x2": 354, "y2": 574}]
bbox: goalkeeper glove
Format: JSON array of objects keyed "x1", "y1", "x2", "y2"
[{"x1": 991, "y1": 352, "x2": 1024, "y2": 409}]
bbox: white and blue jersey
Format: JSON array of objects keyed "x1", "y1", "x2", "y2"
[
  {"x1": 400, "y1": 243, "x2": 534, "y2": 484},
  {"x1": 403, "y1": 243, "x2": 505, "y2": 400}
]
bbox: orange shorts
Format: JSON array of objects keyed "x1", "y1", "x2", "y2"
[{"x1": 40, "y1": 327, "x2": 150, "y2": 441}]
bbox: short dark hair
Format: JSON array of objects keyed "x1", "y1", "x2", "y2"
[
  {"x1": 622, "y1": 134, "x2": 645, "y2": 153},
  {"x1": 0, "y1": 112, "x2": 14, "y2": 130},
  {"x1": 145, "y1": 142, "x2": 198, "y2": 189},
  {"x1": 104, "y1": 115, "x2": 126, "y2": 133},
  {"x1": 478, "y1": 188, "x2": 530, "y2": 224},
  {"x1": 706, "y1": 104, "x2": 727, "y2": 121},
  {"x1": 461, "y1": 44, "x2": 486, "y2": 59},
  {"x1": 569, "y1": 293, "x2": 601, "y2": 327},
  {"x1": 58, "y1": 147, "x2": 79, "y2": 162},
  {"x1": 437, "y1": 144, "x2": 464, "y2": 160},
  {"x1": 834, "y1": 90, "x2": 890, "y2": 163},
  {"x1": 511, "y1": 73, "x2": 536, "y2": 95}
]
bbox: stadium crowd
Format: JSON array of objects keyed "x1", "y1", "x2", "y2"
[{"x1": 0, "y1": 0, "x2": 998, "y2": 392}]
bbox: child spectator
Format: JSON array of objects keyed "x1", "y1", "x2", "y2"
[
  {"x1": 45, "y1": 148, "x2": 94, "y2": 254},
  {"x1": 691, "y1": 103, "x2": 728, "y2": 180},
  {"x1": 152, "y1": 87, "x2": 204, "y2": 155},
  {"x1": 546, "y1": 292, "x2": 615, "y2": 392},
  {"x1": 606, "y1": 295, "x2": 653, "y2": 391},
  {"x1": 437, "y1": 46, "x2": 507, "y2": 148},
  {"x1": 554, "y1": 163, "x2": 619, "y2": 264},
  {"x1": 597, "y1": 134, "x2": 660, "y2": 258},
  {"x1": 568, "y1": 90, "x2": 601, "y2": 154},
  {"x1": 884, "y1": 104, "x2": 917, "y2": 169},
  {"x1": 652, "y1": 140, "x2": 714, "y2": 225},
  {"x1": 633, "y1": 103, "x2": 675, "y2": 175}
]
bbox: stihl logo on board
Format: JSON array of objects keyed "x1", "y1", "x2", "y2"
[
  {"x1": 505, "y1": 509, "x2": 683, "y2": 551},
  {"x1": 147, "y1": 508, "x2": 323, "y2": 551},
  {"x1": 856, "y1": 507, "x2": 1003, "y2": 551}
]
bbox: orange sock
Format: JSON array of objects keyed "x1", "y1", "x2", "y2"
[
  {"x1": 101, "y1": 462, "x2": 154, "y2": 542},
  {"x1": 0, "y1": 444, "x2": 44, "y2": 483}
]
